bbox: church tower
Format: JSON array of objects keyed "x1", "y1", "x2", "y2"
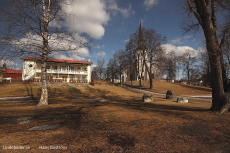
[
  {"x1": 136, "y1": 20, "x2": 146, "y2": 53},
  {"x1": 136, "y1": 20, "x2": 146, "y2": 80}
]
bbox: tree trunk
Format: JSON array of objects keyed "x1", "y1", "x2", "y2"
[
  {"x1": 202, "y1": 21, "x2": 230, "y2": 113},
  {"x1": 120, "y1": 73, "x2": 122, "y2": 87},
  {"x1": 37, "y1": 61, "x2": 48, "y2": 106},
  {"x1": 187, "y1": 0, "x2": 230, "y2": 113},
  {"x1": 37, "y1": 0, "x2": 50, "y2": 106},
  {"x1": 130, "y1": 67, "x2": 133, "y2": 85},
  {"x1": 149, "y1": 78, "x2": 153, "y2": 89},
  {"x1": 148, "y1": 67, "x2": 153, "y2": 89}
]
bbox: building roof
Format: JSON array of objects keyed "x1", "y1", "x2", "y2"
[
  {"x1": 22, "y1": 57, "x2": 93, "y2": 65},
  {"x1": 0, "y1": 69, "x2": 22, "y2": 74}
]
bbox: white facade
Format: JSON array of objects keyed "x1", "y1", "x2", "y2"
[{"x1": 22, "y1": 57, "x2": 92, "y2": 83}]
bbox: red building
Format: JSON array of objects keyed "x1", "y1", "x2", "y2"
[{"x1": 0, "y1": 69, "x2": 22, "y2": 81}]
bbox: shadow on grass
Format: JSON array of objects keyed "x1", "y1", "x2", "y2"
[
  {"x1": 61, "y1": 86, "x2": 210, "y2": 115},
  {"x1": 3, "y1": 85, "x2": 210, "y2": 128},
  {"x1": 108, "y1": 133, "x2": 136, "y2": 151},
  {"x1": 24, "y1": 82, "x2": 34, "y2": 98}
]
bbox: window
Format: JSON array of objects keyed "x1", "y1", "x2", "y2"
[
  {"x1": 62, "y1": 66, "x2": 66, "y2": 71},
  {"x1": 77, "y1": 67, "x2": 81, "y2": 73}
]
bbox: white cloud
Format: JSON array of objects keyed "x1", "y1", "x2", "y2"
[
  {"x1": 62, "y1": 0, "x2": 110, "y2": 39},
  {"x1": 9, "y1": 32, "x2": 90, "y2": 61},
  {"x1": 143, "y1": 0, "x2": 158, "y2": 10},
  {"x1": 124, "y1": 39, "x2": 129, "y2": 43},
  {"x1": 91, "y1": 64, "x2": 98, "y2": 68},
  {"x1": 169, "y1": 38, "x2": 183, "y2": 45},
  {"x1": 60, "y1": 0, "x2": 134, "y2": 39},
  {"x1": 184, "y1": 35, "x2": 192, "y2": 39},
  {"x1": 94, "y1": 45, "x2": 105, "y2": 49},
  {"x1": 103, "y1": 0, "x2": 135, "y2": 18},
  {"x1": 51, "y1": 52, "x2": 86, "y2": 61},
  {"x1": 169, "y1": 35, "x2": 194, "y2": 45},
  {"x1": 162, "y1": 44, "x2": 198, "y2": 56},
  {"x1": 0, "y1": 60, "x2": 18, "y2": 69},
  {"x1": 96, "y1": 51, "x2": 106, "y2": 57}
]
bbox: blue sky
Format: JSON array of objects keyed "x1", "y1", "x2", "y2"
[
  {"x1": 90, "y1": 0, "x2": 201, "y2": 65},
  {"x1": 0, "y1": 0, "x2": 203, "y2": 69}
]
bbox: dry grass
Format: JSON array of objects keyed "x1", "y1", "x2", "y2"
[
  {"x1": 0, "y1": 83, "x2": 41, "y2": 97},
  {"x1": 124, "y1": 80, "x2": 212, "y2": 96},
  {"x1": 0, "y1": 83, "x2": 230, "y2": 153}
]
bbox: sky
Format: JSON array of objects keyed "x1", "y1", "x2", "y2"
[
  {"x1": 0, "y1": 0, "x2": 204, "y2": 69},
  {"x1": 67, "y1": 0, "x2": 202, "y2": 66}
]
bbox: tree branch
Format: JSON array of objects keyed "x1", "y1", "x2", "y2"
[
  {"x1": 220, "y1": 26, "x2": 230, "y2": 48},
  {"x1": 211, "y1": 0, "x2": 217, "y2": 29},
  {"x1": 187, "y1": 0, "x2": 203, "y2": 26}
]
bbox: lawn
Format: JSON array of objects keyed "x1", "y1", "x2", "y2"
[
  {"x1": 124, "y1": 80, "x2": 212, "y2": 96},
  {"x1": 0, "y1": 82, "x2": 230, "y2": 153}
]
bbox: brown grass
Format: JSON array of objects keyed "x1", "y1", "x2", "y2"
[
  {"x1": 124, "y1": 80, "x2": 212, "y2": 96},
  {"x1": 0, "y1": 83, "x2": 41, "y2": 97},
  {"x1": 0, "y1": 83, "x2": 230, "y2": 153}
]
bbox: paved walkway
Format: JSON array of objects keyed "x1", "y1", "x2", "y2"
[{"x1": 122, "y1": 85, "x2": 212, "y2": 102}]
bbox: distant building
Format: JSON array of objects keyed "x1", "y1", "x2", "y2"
[
  {"x1": 123, "y1": 21, "x2": 160, "y2": 82},
  {"x1": 0, "y1": 69, "x2": 3, "y2": 82},
  {"x1": 22, "y1": 57, "x2": 93, "y2": 83},
  {"x1": 3, "y1": 69, "x2": 22, "y2": 79},
  {"x1": 0, "y1": 63, "x2": 7, "y2": 70},
  {"x1": 0, "y1": 63, "x2": 22, "y2": 82}
]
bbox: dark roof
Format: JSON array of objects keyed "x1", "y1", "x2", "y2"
[{"x1": 22, "y1": 57, "x2": 93, "y2": 65}]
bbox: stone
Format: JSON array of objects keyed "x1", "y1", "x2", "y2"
[
  {"x1": 166, "y1": 90, "x2": 173, "y2": 99},
  {"x1": 28, "y1": 124, "x2": 60, "y2": 131},
  {"x1": 142, "y1": 93, "x2": 153, "y2": 102},
  {"x1": 17, "y1": 117, "x2": 32, "y2": 124},
  {"x1": 177, "y1": 97, "x2": 189, "y2": 103}
]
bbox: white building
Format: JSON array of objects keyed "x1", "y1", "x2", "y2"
[
  {"x1": 123, "y1": 21, "x2": 160, "y2": 82},
  {"x1": 22, "y1": 57, "x2": 93, "y2": 83}
]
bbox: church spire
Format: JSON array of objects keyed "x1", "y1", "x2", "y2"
[{"x1": 137, "y1": 19, "x2": 146, "y2": 51}]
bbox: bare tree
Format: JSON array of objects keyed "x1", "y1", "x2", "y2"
[
  {"x1": 113, "y1": 50, "x2": 128, "y2": 87},
  {"x1": 106, "y1": 58, "x2": 119, "y2": 84},
  {"x1": 0, "y1": 0, "x2": 90, "y2": 106},
  {"x1": 179, "y1": 49, "x2": 197, "y2": 83},
  {"x1": 125, "y1": 35, "x2": 137, "y2": 85},
  {"x1": 163, "y1": 50, "x2": 177, "y2": 81},
  {"x1": 198, "y1": 48, "x2": 211, "y2": 86},
  {"x1": 184, "y1": 0, "x2": 230, "y2": 113},
  {"x1": 143, "y1": 29, "x2": 166, "y2": 89},
  {"x1": 126, "y1": 25, "x2": 166, "y2": 89},
  {"x1": 97, "y1": 59, "x2": 105, "y2": 79},
  {"x1": 91, "y1": 66, "x2": 99, "y2": 79}
]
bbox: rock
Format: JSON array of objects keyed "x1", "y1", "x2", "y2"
[
  {"x1": 17, "y1": 117, "x2": 32, "y2": 124},
  {"x1": 166, "y1": 90, "x2": 173, "y2": 99},
  {"x1": 142, "y1": 93, "x2": 153, "y2": 102},
  {"x1": 28, "y1": 124, "x2": 60, "y2": 131},
  {"x1": 177, "y1": 97, "x2": 189, "y2": 103}
]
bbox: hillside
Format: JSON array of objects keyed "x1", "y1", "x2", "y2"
[
  {"x1": 0, "y1": 80, "x2": 212, "y2": 98},
  {"x1": 123, "y1": 80, "x2": 212, "y2": 96}
]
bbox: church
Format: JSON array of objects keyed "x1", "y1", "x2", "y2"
[{"x1": 123, "y1": 21, "x2": 160, "y2": 83}]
